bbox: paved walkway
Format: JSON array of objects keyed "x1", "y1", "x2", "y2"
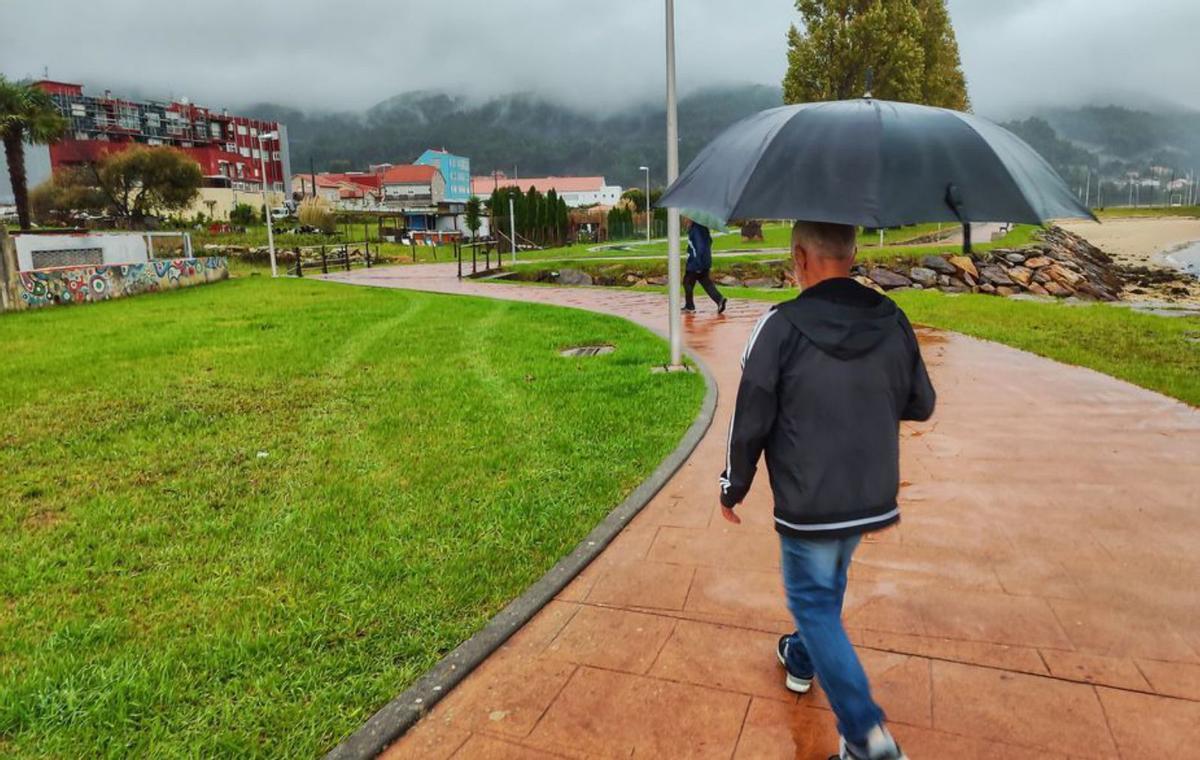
[{"x1": 325, "y1": 264, "x2": 1200, "y2": 759}]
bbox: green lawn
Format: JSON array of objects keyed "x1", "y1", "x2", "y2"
[
  {"x1": 695, "y1": 285, "x2": 1200, "y2": 406},
  {"x1": 0, "y1": 278, "x2": 704, "y2": 757},
  {"x1": 501, "y1": 225, "x2": 1041, "y2": 283}
]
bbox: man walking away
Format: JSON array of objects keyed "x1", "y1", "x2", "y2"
[
  {"x1": 718, "y1": 221, "x2": 936, "y2": 760},
  {"x1": 683, "y1": 218, "x2": 727, "y2": 313}
]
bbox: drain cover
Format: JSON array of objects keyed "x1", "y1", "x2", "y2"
[{"x1": 559, "y1": 345, "x2": 615, "y2": 357}]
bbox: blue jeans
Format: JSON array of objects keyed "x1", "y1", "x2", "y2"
[{"x1": 779, "y1": 533, "x2": 884, "y2": 743}]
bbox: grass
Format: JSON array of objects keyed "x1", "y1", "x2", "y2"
[
  {"x1": 500, "y1": 225, "x2": 1042, "y2": 282},
  {"x1": 517, "y1": 222, "x2": 952, "y2": 263},
  {"x1": 669, "y1": 285, "x2": 1200, "y2": 406},
  {"x1": 1093, "y1": 205, "x2": 1200, "y2": 219},
  {"x1": 0, "y1": 278, "x2": 705, "y2": 757}
]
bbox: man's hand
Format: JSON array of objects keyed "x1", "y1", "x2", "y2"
[{"x1": 720, "y1": 505, "x2": 741, "y2": 525}]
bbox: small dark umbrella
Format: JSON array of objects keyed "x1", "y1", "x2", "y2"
[{"x1": 658, "y1": 98, "x2": 1096, "y2": 251}]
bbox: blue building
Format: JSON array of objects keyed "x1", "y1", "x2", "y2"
[{"x1": 415, "y1": 149, "x2": 471, "y2": 204}]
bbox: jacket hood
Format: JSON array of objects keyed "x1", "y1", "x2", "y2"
[{"x1": 776, "y1": 278, "x2": 900, "y2": 360}]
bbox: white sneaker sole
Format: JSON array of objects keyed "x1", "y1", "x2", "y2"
[{"x1": 777, "y1": 645, "x2": 813, "y2": 693}]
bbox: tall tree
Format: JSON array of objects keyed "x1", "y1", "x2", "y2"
[
  {"x1": 0, "y1": 76, "x2": 68, "y2": 230},
  {"x1": 465, "y1": 195, "x2": 482, "y2": 239},
  {"x1": 912, "y1": 0, "x2": 969, "y2": 110},
  {"x1": 782, "y1": 0, "x2": 969, "y2": 110},
  {"x1": 85, "y1": 146, "x2": 202, "y2": 226}
]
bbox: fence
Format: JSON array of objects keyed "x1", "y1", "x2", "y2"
[
  {"x1": 456, "y1": 239, "x2": 502, "y2": 279},
  {"x1": 289, "y1": 241, "x2": 375, "y2": 277}
]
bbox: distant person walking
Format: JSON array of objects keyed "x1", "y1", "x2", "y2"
[
  {"x1": 718, "y1": 221, "x2": 936, "y2": 760},
  {"x1": 683, "y1": 218, "x2": 727, "y2": 313}
]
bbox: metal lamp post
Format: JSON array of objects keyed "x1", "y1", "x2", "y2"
[
  {"x1": 257, "y1": 130, "x2": 279, "y2": 277},
  {"x1": 664, "y1": 0, "x2": 683, "y2": 368},
  {"x1": 639, "y1": 165, "x2": 651, "y2": 242}
]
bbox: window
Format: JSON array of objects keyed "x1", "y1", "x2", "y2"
[
  {"x1": 251, "y1": 148, "x2": 260, "y2": 160},
  {"x1": 250, "y1": 127, "x2": 257, "y2": 137},
  {"x1": 226, "y1": 143, "x2": 236, "y2": 153},
  {"x1": 145, "y1": 112, "x2": 160, "y2": 127},
  {"x1": 272, "y1": 151, "x2": 280, "y2": 160},
  {"x1": 237, "y1": 125, "x2": 247, "y2": 135},
  {"x1": 239, "y1": 147, "x2": 250, "y2": 157},
  {"x1": 209, "y1": 122, "x2": 222, "y2": 138},
  {"x1": 70, "y1": 103, "x2": 86, "y2": 117}
]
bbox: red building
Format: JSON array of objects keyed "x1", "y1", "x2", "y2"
[{"x1": 31, "y1": 80, "x2": 290, "y2": 195}]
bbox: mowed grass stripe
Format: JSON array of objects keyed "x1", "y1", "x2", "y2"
[{"x1": 0, "y1": 277, "x2": 704, "y2": 758}]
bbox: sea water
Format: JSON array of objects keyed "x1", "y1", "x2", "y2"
[{"x1": 1166, "y1": 241, "x2": 1200, "y2": 277}]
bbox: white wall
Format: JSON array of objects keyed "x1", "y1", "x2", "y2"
[{"x1": 16, "y1": 232, "x2": 149, "y2": 271}]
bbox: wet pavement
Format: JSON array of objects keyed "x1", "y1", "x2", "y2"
[{"x1": 324, "y1": 263, "x2": 1200, "y2": 759}]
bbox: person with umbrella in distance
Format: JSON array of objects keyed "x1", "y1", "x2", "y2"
[
  {"x1": 659, "y1": 98, "x2": 1094, "y2": 759},
  {"x1": 682, "y1": 214, "x2": 728, "y2": 314}
]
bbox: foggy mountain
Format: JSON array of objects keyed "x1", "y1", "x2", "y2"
[
  {"x1": 245, "y1": 87, "x2": 1200, "y2": 195},
  {"x1": 246, "y1": 85, "x2": 783, "y2": 189}
]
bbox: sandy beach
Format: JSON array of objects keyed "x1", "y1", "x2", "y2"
[
  {"x1": 1057, "y1": 216, "x2": 1200, "y2": 308},
  {"x1": 1059, "y1": 217, "x2": 1200, "y2": 269}
]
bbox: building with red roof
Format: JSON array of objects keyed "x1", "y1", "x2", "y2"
[{"x1": 470, "y1": 173, "x2": 622, "y2": 207}]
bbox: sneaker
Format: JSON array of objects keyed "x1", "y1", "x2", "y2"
[
  {"x1": 835, "y1": 725, "x2": 908, "y2": 760},
  {"x1": 681, "y1": 304, "x2": 696, "y2": 313},
  {"x1": 717, "y1": 297, "x2": 728, "y2": 314},
  {"x1": 776, "y1": 635, "x2": 813, "y2": 694}
]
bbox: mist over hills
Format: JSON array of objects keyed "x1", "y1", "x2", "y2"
[
  {"x1": 245, "y1": 86, "x2": 1200, "y2": 194},
  {"x1": 247, "y1": 85, "x2": 783, "y2": 188}
]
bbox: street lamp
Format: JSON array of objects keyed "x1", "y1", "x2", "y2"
[
  {"x1": 663, "y1": 0, "x2": 682, "y2": 368},
  {"x1": 639, "y1": 165, "x2": 651, "y2": 242},
  {"x1": 257, "y1": 130, "x2": 279, "y2": 277}
]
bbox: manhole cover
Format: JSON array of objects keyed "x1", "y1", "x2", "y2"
[{"x1": 559, "y1": 345, "x2": 615, "y2": 357}]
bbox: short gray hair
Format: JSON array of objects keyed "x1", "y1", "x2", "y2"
[{"x1": 791, "y1": 221, "x2": 856, "y2": 260}]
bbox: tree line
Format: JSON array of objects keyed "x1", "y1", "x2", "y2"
[{"x1": 488, "y1": 185, "x2": 570, "y2": 246}]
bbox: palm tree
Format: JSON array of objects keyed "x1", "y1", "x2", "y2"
[{"x1": 0, "y1": 77, "x2": 67, "y2": 230}]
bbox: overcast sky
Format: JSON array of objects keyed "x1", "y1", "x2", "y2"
[{"x1": 3, "y1": 0, "x2": 1198, "y2": 117}]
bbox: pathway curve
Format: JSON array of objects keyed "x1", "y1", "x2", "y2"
[{"x1": 324, "y1": 263, "x2": 1200, "y2": 760}]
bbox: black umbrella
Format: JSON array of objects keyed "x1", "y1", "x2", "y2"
[{"x1": 658, "y1": 98, "x2": 1095, "y2": 251}]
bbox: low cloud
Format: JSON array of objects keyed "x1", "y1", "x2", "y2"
[{"x1": 2, "y1": 0, "x2": 1197, "y2": 116}]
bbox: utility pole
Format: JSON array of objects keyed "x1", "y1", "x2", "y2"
[
  {"x1": 664, "y1": 0, "x2": 683, "y2": 368},
  {"x1": 509, "y1": 196, "x2": 517, "y2": 264},
  {"x1": 640, "y1": 165, "x2": 651, "y2": 242},
  {"x1": 259, "y1": 131, "x2": 279, "y2": 277},
  {"x1": 1084, "y1": 168, "x2": 1090, "y2": 208}
]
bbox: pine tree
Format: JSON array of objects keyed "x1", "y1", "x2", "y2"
[
  {"x1": 912, "y1": 0, "x2": 970, "y2": 110},
  {"x1": 782, "y1": 0, "x2": 968, "y2": 110}
]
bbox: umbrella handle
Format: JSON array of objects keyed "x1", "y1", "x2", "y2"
[{"x1": 945, "y1": 184, "x2": 971, "y2": 254}]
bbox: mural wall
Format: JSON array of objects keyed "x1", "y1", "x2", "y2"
[{"x1": 15, "y1": 257, "x2": 228, "y2": 310}]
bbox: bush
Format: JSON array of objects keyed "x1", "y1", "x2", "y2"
[
  {"x1": 297, "y1": 198, "x2": 337, "y2": 234},
  {"x1": 229, "y1": 203, "x2": 257, "y2": 226}
]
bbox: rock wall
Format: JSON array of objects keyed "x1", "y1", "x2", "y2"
[
  {"x1": 855, "y1": 226, "x2": 1124, "y2": 301},
  {"x1": 14, "y1": 257, "x2": 228, "y2": 311}
]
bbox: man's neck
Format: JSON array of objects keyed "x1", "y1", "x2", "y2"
[{"x1": 796, "y1": 268, "x2": 853, "y2": 291}]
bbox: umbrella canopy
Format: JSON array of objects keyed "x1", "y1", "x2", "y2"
[
  {"x1": 677, "y1": 207, "x2": 728, "y2": 232},
  {"x1": 658, "y1": 98, "x2": 1095, "y2": 229}
]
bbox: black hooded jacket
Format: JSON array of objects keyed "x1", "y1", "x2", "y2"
[{"x1": 719, "y1": 278, "x2": 936, "y2": 538}]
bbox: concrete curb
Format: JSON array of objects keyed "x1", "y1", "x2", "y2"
[{"x1": 323, "y1": 302, "x2": 719, "y2": 760}]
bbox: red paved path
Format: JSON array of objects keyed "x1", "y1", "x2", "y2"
[{"x1": 326, "y1": 264, "x2": 1200, "y2": 759}]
